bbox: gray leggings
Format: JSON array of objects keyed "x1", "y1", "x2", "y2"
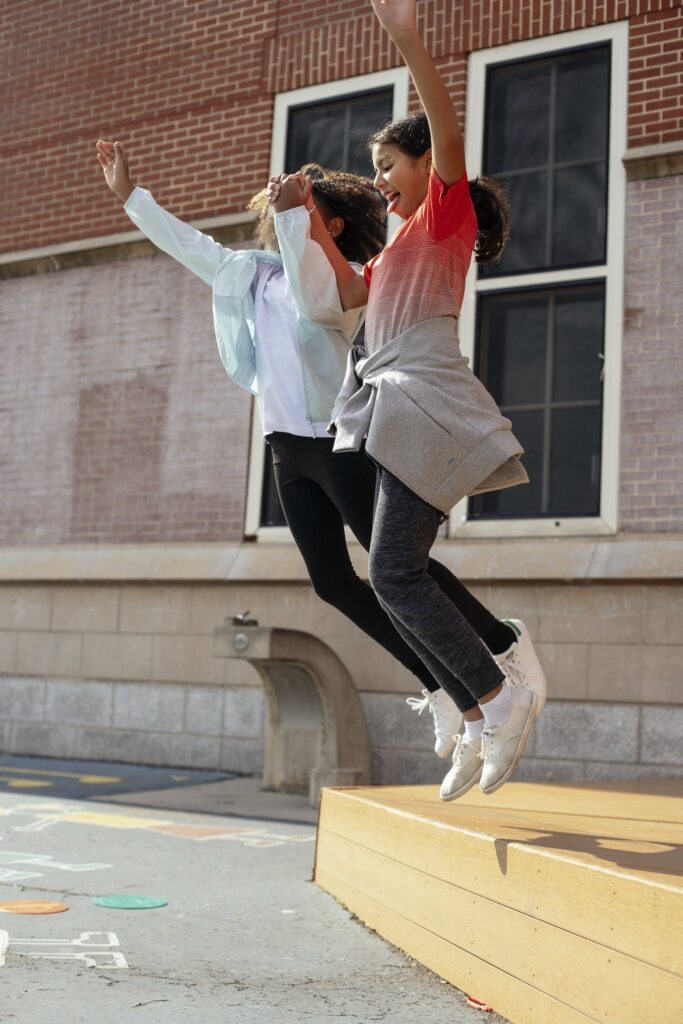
[{"x1": 368, "y1": 467, "x2": 504, "y2": 713}]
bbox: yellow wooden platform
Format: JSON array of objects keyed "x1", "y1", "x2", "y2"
[{"x1": 314, "y1": 780, "x2": 683, "y2": 1024}]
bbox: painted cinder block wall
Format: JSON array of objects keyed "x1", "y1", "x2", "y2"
[{"x1": 1, "y1": 0, "x2": 682, "y2": 782}]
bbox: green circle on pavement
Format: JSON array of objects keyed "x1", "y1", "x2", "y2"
[{"x1": 94, "y1": 895, "x2": 167, "y2": 910}]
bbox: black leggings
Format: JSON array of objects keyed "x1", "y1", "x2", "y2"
[{"x1": 268, "y1": 432, "x2": 504, "y2": 695}]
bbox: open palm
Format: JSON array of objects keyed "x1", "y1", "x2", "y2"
[
  {"x1": 96, "y1": 140, "x2": 133, "y2": 200},
  {"x1": 369, "y1": 0, "x2": 417, "y2": 36}
]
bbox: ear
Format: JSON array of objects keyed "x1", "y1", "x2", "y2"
[
  {"x1": 422, "y1": 148, "x2": 433, "y2": 176},
  {"x1": 329, "y1": 215, "x2": 345, "y2": 239}
]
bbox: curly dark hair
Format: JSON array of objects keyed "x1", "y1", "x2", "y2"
[
  {"x1": 368, "y1": 114, "x2": 510, "y2": 264},
  {"x1": 247, "y1": 163, "x2": 386, "y2": 264}
]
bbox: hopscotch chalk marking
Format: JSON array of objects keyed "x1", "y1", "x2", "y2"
[
  {"x1": 0, "y1": 930, "x2": 128, "y2": 969},
  {"x1": 0, "y1": 800, "x2": 314, "y2": 847},
  {"x1": 0, "y1": 851, "x2": 112, "y2": 872}
]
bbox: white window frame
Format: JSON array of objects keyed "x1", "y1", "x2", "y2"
[
  {"x1": 450, "y1": 22, "x2": 627, "y2": 540},
  {"x1": 245, "y1": 67, "x2": 410, "y2": 541}
]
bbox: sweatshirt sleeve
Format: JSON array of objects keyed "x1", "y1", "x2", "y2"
[
  {"x1": 273, "y1": 205, "x2": 365, "y2": 338},
  {"x1": 124, "y1": 187, "x2": 228, "y2": 287}
]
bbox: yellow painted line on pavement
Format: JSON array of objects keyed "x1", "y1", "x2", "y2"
[
  {"x1": 0, "y1": 778, "x2": 52, "y2": 789},
  {"x1": 0, "y1": 766, "x2": 120, "y2": 784}
]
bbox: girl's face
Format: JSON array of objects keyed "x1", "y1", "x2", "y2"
[{"x1": 372, "y1": 142, "x2": 431, "y2": 220}]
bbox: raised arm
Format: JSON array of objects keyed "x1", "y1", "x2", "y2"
[
  {"x1": 267, "y1": 175, "x2": 369, "y2": 312},
  {"x1": 369, "y1": 0, "x2": 465, "y2": 185},
  {"x1": 274, "y1": 209, "x2": 365, "y2": 338},
  {"x1": 96, "y1": 140, "x2": 226, "y2": 286}
]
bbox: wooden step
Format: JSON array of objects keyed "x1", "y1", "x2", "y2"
[{"x1": 314, "y1": 780, "x2": 683, "y2": 1024}]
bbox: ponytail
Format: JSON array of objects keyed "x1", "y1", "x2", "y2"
[{"x1": 468, "y1": 176, "x2": 510, "y2": 264}]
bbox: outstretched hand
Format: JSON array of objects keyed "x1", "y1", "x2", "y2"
[
  {"x1": 96, "y1": 140, "x2": 134, "y2": 203},
  {"x1": 368, "y1": 0, "x2": 418, "y2": 39}
]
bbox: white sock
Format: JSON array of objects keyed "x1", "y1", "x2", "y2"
[
  {"x1": 480, "y1": 685, "x2": 512, "y2": 728},
  {"x1": 464, "y1": 717, "x2": 485, "y2": 742}
]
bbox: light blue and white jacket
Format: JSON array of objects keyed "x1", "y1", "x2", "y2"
[{"x1": 124, "y1": 189, "x2": 365, "y2": 426}]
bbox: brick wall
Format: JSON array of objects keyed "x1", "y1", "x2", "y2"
[
  {"x1": 2, "y1": 0, "x2": 277, "y2": 253},
  {"x1": 0, "y1": 253, "x2": 252, "y2": 545},
  {"x1": 621, "y1": 174, "x2": 683, "y2": 531},
  {"x1": 629, "y1": 6, "x2": 683, "y2": 146},
  {"x1": 3, "y1": 1, "x2": 682, "y2": 255}
]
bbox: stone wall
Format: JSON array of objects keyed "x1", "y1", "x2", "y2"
[{"x1": 0, "y1": 572, "x2": 681, "y2": 783}]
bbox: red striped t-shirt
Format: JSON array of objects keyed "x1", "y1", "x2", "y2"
[{"x1": 363, "y1": 168, "x2": 477, "y2": 353}]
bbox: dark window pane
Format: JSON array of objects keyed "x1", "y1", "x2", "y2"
[
  {"x1": 471, "y1": 410, "x2": 544, "y2": 517},
  {"x1": 555, "y1": 51, "x2": 610, "y2": 163},
  {"x1": 548, "y1": 406, "x2": 602, "y2": 515},
  {"x1": 553, "y1": 291, "x2": 604, "y2": 403},
  {"x1": 473, "y1": 284, "x2": 605, "y2": 519},
  {"x1": 482, "y1": 171, "x2": 548, "y2": 275},
  {"x1": 287, "y1": 103, "x2": 343, "y2": 172},
  {"x1": 348, "y1": 93, "x2": 394, "y2": 177},
  {"x1": 482, "y1": 44, "x2": 610, "y2": 276},
  {"x1": 286, "y1": 89, "x2": 392, "y2": 178},
  {"x1": 479, "y1": 295, "x2": 547, "y2": 407},
  {"x1": 553, "y1": 163, "x2": 607, "y2": 265},
  {"x1": 486, "y1": 63, "x2": 550, "y2": 173}
]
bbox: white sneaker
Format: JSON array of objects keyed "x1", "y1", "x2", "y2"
[
  {"x1": 406, "y1": 688, "x2": 463, "y2": 758},
  {"x1": 440, "y1": 735, "x2": 483, "y2": 801},
  {"x1": 494, "y1": 619, "x2": 547, "y2": 716},
  {"x1": 479, "y1": 685, "x2": 538, "y2": 795}
]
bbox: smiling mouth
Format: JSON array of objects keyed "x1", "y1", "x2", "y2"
[{"x1": 384, "y1": 190, "x2": 400, "y2": 214}]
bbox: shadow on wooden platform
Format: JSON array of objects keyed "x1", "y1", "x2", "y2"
[{"x1": 314, "y1": 779, "x2": 683, "y2": 1024}]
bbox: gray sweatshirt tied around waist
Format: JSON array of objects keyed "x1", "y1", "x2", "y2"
[{"x1": 328, "y1": 316, "x2": 529, "y2": 514}]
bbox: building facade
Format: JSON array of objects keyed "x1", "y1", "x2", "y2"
[{"x1": 1, "y1": 0, "x2": 682, "y2": 783}]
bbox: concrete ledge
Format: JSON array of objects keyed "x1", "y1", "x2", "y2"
[
  {"x1": 623, "y1": 141, "x2": 683, "y2": 180},
  {"x1": 0, "y1": 534, "x2": 681, "y2": 583},
  {"x1": 0, "y1": 214, "x2": 258, "y2": 279}
]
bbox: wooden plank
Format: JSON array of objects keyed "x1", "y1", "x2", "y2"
[
  {"x1": 316, "y1": 866, "x2": 600, "y2": 1024},
  {"x1": 317, "y1": 789, "x2": 683, "y2": 974},
  {"x1": 364, "y1": 780, "x2": 683, "y2": 826},
  {"x1": 316, "y1": 829, "x2": 683, "y2": 1024}
]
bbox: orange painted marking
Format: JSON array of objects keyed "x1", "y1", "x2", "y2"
[{"x1": 0, "y1": 900, "x2": 69, "y2": 915}]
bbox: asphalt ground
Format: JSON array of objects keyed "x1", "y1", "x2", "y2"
[
  {"x1": 0, "y1": 755, "x2": 233, "y2": 800},
  {"x1": 0, "y1": 758, "x2": 509, "y2": 1024}
]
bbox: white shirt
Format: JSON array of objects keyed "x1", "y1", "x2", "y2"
[{"x1": 252, "y1": 263, "x2": 330, "y2": 437}]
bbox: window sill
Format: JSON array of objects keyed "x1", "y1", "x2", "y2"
[{"x1": 0, "y1": 534, "x2": 681, "y2": 584}]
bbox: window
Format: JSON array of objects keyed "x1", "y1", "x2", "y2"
[
  {"x1": 245, "y1": 69, "x2": 409, "y2": 538},
  {"x1": 454, "y1": 24, "x2": 627, "y2": 538},
  {"x1": 472, "y1": 284, "x2": 605, "y2": 519},
  {"x1": 482, "y1": 47, "x2": 610, "y2": 277}
]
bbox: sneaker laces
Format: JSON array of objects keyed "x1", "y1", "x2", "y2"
[
  {"x1": 451, "y1": 734, "x2": 478, "y2": 769},
  {"x1": 451, "y1": 734, "x2": 465, "y2": 767},
  {"x1": 406, "y1": 694, "x2": 430, "y2": 717},
  {"x1": 499, "y1": 647, "x2": 524, "y2": 688},
  {"x1": 479, "y1": 727, "x2": 500, "y2": 762},
  {"x1": 406, "y1": 692, "x2": 447, "y2": 736}
]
